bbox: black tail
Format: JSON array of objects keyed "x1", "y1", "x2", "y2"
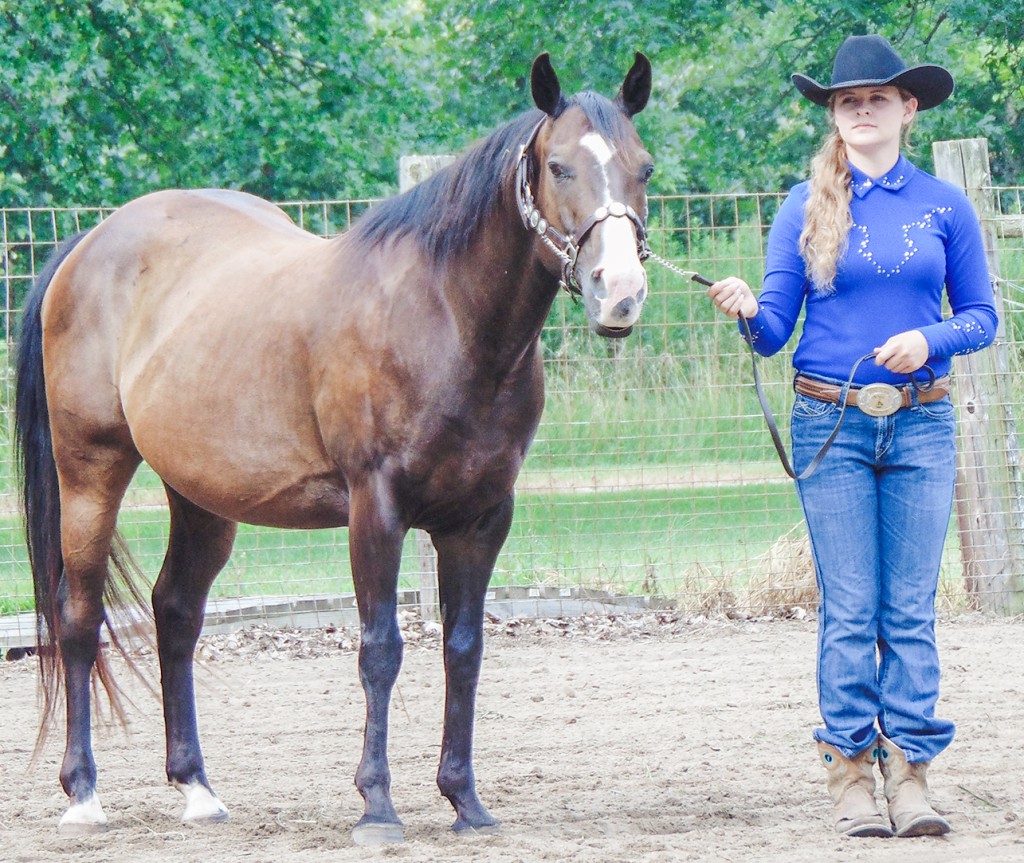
[
  {"x1": 14, "y1": 232, "x2": 154, "y2": 744},
  {"x1": 14, "y1": 232, "x2": 90, "y2": 671}
]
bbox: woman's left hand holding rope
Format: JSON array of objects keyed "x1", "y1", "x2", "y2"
[{"x1": 873, "y1": 330, "x2": 930, "y2": 374}]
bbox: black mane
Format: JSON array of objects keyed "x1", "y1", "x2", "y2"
[{"x1": 349, "y1": 91, "x2": 635, "y2": 261}]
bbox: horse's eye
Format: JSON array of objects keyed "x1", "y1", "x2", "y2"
[
  {"x1": 640, "y1": 165, "x2": 654, "y2": 184},
  {"x1": 547, "y1": 161, "x2": 572, "y2": 181}
]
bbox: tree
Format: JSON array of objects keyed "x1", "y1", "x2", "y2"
[{"x1": 1, "y1": 0, "x2": 1020, "y2": 207}]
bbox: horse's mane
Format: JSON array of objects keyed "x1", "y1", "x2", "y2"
[{"x1": 349, "y1": 91, "x2": 635, "y2": 261}]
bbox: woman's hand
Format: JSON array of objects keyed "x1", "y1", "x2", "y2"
[
  {"x1": 874, "y1": 330, "x2": 930, "y2": 374},
  {"x1": 707, "y1": 276, "x2": 759, "y2": 320}
]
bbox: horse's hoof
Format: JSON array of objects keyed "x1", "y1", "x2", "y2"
[
  {"x1": 58, "y1": 820, "x2": 109, "y2": 837},
  {"x1": 352, "y1": 819, "x2": 405, "y2": 847},
  {"x1": 175, "y1": 781, "x2": 230, "y2": 824},
  {"x1": 58, "y1": 793, "x2": 108, "y2": 835},
  {"x1": 183, "y1": 808, "x2": 230, "y2": 826},
  {"x1": 450, "y1": 799, "x2": 499, "y2": 837},
  {"x1": 453, "y1": 819, "x2": 501, "y2": 837}
]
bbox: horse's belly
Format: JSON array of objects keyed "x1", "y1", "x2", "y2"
[
  {"x1": 150, "y1": 456, "x2": 350, "y2": 529},
  {"x1": 129, "y1": 410, "x2": 350, "y2": 529},
  {"x1": 212, "y1": 482, "x2": 351, "y2": 530}
]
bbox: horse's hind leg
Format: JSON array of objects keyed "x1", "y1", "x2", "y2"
[
  {"x1": 55, "y1": 449, "x2": 141, "y2": 834},
  {"x1": 152, "y1": 486, "x2": 237, "y2": 824},
  {"x1": 432, "y1": 495, "x2": 514, "y2": 834}
]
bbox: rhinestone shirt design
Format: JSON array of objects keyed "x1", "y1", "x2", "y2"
[{"x1": 853, "y1": 207, "x2": 953, "y2": 278}]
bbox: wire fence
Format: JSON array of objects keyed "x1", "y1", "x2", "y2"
[{"x1": 1, "y1": 166, "x2": 1022, "y2": 642}]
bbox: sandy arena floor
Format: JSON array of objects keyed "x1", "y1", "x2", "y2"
[{"x1": 2, "y1": 614, "x2": 1022, "y2": 863}]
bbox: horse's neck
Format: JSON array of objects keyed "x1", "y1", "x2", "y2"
[{"x1": 446, "y1": 207, "x2": 559, "y2": 367}]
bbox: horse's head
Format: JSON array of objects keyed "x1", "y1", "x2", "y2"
[{"x1": 519, "y1": 52, "x2": 653, "y2": 338}]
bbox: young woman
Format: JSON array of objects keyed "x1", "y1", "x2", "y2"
[{"x1": 708, "y1": 35, "x2": 997, "y2": 838}]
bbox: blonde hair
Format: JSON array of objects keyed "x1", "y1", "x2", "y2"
[{"x1": 799, "y1": 89, "x2": 916, "y2": 294}]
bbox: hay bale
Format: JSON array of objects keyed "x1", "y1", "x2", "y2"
[
  {"x1": 671, "y1": 562, "x2": 742, "y2": 619},
  {"x1": 745, "y1": 524, "x2": 818, "y2": 617}
]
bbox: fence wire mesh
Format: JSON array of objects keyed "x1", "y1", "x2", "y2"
[{"x1": 1, "y1": 181, "x2": 1022, "y2": 642}]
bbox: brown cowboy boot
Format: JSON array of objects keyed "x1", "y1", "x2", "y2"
[
  {"x1": 817, "y1": 738, "x2": 893, "y2": 838},
  {"x1": 877, "y1": 735, "x2": 951, "y2": 837}
]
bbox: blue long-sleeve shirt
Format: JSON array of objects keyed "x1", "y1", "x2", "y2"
[{"x1": 742, "y1": 155, "x2": 997, "y2": 385}]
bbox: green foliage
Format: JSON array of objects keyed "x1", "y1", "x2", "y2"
[{"x1": 0, "y1": 0, "x2": 1021, "y2": 207}]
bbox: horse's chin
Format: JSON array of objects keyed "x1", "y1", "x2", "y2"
[{"x1": 591, "y1": 322, "x2": 634, "y2": 339}]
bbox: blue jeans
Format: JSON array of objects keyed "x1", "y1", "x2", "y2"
[{"x1": 791, "y1": 383, "x2": 957, "y2": 763}]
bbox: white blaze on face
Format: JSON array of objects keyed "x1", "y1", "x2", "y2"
[
  {"x1": 579, "y1": 132, "x2": 615, "y2": 204},
  {"x1": 578, "y1": 132, "x2": 646, "y2": 329}
]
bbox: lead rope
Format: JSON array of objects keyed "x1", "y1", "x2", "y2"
[
  {"x1": 643, "y1": 250, "x2": 702, "y2": 282},
  {"x1": 646, "y1": 264, "x2": 916, "y2": 481},
  {"x1": 738, "y1": 314, "x2": 872, "y2": 481},
  {"x1": 686, "y1": 272, "x2": 864, "y2": 480}
]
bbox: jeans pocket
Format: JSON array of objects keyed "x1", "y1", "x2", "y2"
[
  {"x1": 913, "y1": 396, "x2": 955, "y2": 421},
  {"x1": 792, "y1": 393, "x2": 839, "y2": 420}
]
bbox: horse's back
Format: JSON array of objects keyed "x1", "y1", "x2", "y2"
[
  {"x1": 44, "y1": 188, "x2": 324, "y2": 396},
  {"x1": 119, "y1": 187, "x2": 304, "y2": 235},
  {"x1": 47, "y1": 189, "x2": 318, "y2": 320}
]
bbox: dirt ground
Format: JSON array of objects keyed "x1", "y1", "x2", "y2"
[{"x1": 2, "y1": 613, "x2": 1022, "y2": 863}]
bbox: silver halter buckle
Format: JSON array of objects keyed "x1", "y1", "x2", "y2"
[{"x1": 857, "y1": 383, "x2": 903, "y2": 417}]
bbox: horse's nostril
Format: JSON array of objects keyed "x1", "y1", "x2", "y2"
[
  {"x1": 591, "y1": 266, "x2": 604, "y2": 282},
  {"x1": 612, "y1": 297, "x2": 636, "y2": 320}
]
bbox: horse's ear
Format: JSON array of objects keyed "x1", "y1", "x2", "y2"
[
  {"x1": 531, "y1": 52, "x2": 567, "y2": 117},
  {"x1": 616, "y1": 52, "x2": 652, "y2": 117}
]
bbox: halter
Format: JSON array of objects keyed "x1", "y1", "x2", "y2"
[{"x1": 515, "y1": 118, "x2": 651, "y2": 297}]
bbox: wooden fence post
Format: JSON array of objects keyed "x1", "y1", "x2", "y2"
[
  {"x1": 399, "y1": 154, "x2": 457, "y2": 193},
  {"x1": 932, "y1": 138, "x2": 1024, "y2": 614},
  {"x1": 399, "y1": 154, "x2": 456, "y2": 622}
]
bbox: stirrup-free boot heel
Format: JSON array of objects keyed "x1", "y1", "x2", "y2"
[
  {"x1": 878, "y1": 735, "x2": 951, "y2": 837},
  {"x1": 817, "y1": 739, "x2": 893, "y2": 838}
]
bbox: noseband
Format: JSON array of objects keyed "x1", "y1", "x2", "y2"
[{"x1": 515, "y1": 119, "x2": 651, "y2": 297}]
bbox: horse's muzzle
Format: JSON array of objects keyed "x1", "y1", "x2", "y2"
[{"x1": 586, "y1": 266, "x2": 647, "y2": 334}]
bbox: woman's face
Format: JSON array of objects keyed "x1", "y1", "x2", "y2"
[{"x1": 831, "y1": 86, "x2": 917, "y2": 155}]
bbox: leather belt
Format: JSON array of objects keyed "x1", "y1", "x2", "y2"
[{"x1": 795, "y1": 374, "x2": 951, "y2": 415}]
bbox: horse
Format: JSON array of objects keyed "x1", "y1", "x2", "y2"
[{"x1": 15, "y1": 51, "x2": 654, "y2": 845}]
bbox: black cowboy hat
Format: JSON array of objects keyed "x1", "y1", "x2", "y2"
[{"x1": 792, "y1": 34, "x2": 954, "y2": 110}]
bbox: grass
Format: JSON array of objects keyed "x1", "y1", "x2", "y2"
[
  {"x1": 0, "y1": 478, "x2": 806, "y2": 615},
  {"x1": 3, "y1": 473, "x2": 973, "y2": 617},
  {"x1": 502, "y1": 482, "x2": 804, "y2": 591}
]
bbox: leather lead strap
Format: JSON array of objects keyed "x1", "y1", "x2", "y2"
[
  {"x1": 738, "y1": 314, "x2": 867, "y2": 480},
  {"x1": 690, "y1": 273, "x2": 933, "y2": 482}
]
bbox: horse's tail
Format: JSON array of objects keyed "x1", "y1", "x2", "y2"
[{"x1": 14, "y1": 232, "x2": 152, "y2": 747}]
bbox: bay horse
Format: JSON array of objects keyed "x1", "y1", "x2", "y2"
[{"x1": 15, "y1": 52, "x2": 653, "y2": 844}]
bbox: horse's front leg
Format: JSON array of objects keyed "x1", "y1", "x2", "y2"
[
  {"x1": 348, "y1": 477, "x2": 407, "y2": 846},
  {"x1": 432, "y1": 495, "x2": 513, "y2": 834},
  {"x1": 153, "y1": 488, "x2": 237, "y2": 824}
]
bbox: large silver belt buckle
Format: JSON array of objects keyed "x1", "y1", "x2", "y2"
[{"x1": 857, "y1": 383, "x2": 902, "y2": 417}]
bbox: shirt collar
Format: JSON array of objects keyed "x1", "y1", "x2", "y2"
[{"x1": 848, "y1": 155, "x2": 916, "y2": 198}]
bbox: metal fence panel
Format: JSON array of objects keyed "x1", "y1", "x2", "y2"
[{"x1": 1, "y1": 182, "x2": 1021, "y2": 642}]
